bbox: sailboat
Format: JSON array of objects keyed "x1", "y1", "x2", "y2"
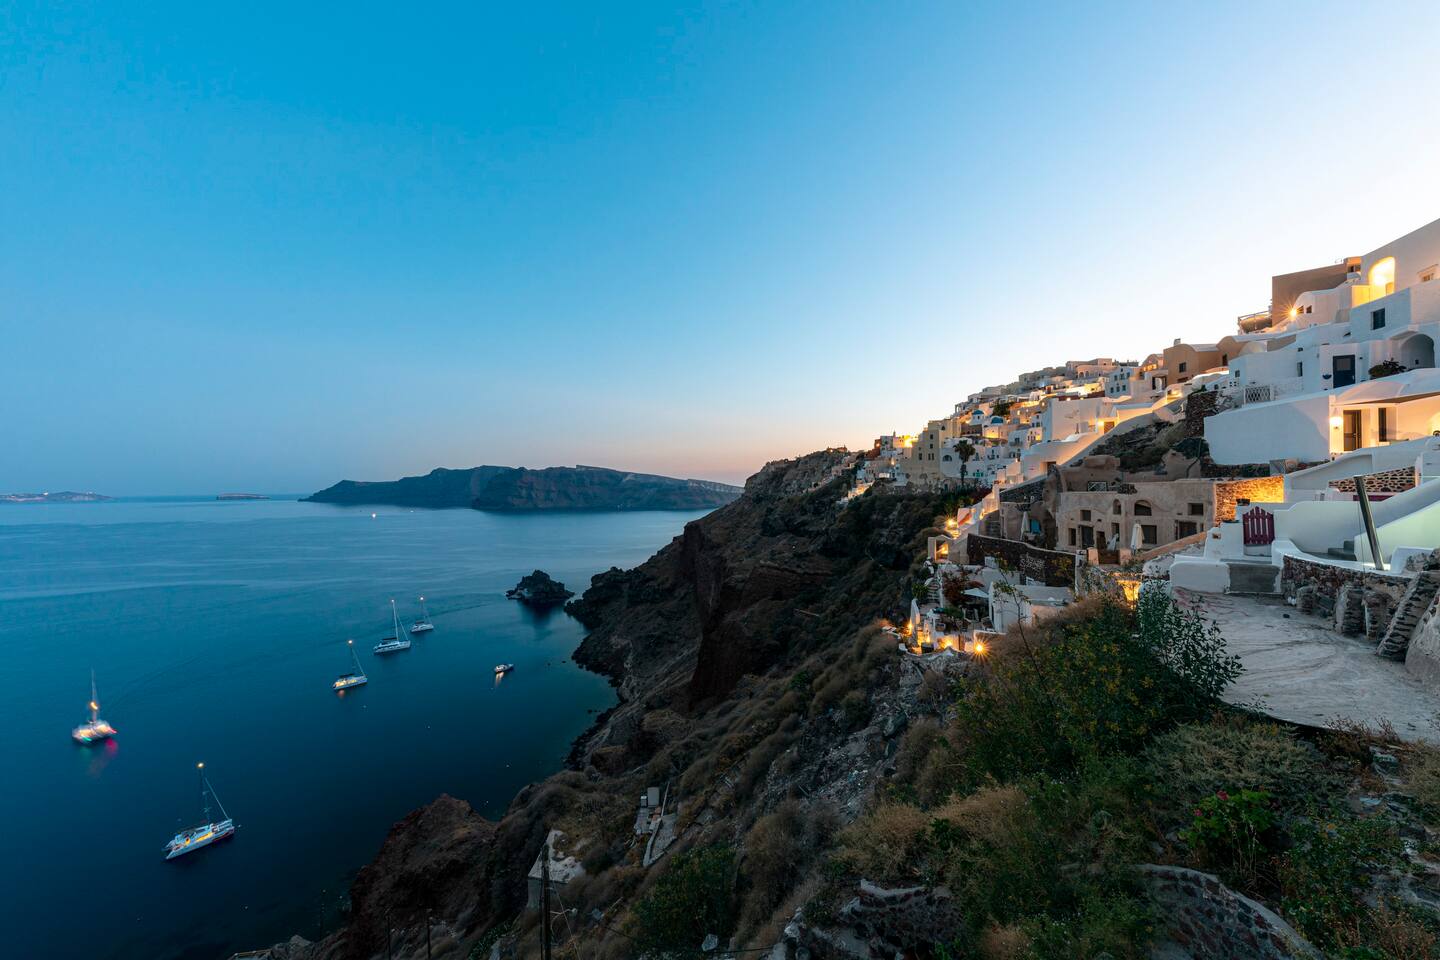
[
  {"x1": 333, "y1": 639, "x2": 369, "y2": 690},
  {"x1": 164, "y1": 762, "x2": 235, "y2": 860},
  {"x1": 72, "y1": 670, "x2": 117, "y2": 744},
  {"x1": 374, "y1": 599, "x2": 412, "y2": 654},
  {"x1": 409, "y1": 595, "x2": 434, "y2": 634}
]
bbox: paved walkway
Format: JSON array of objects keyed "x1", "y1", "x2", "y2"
[{"x1": 1175, "y1": 589, "x2": 1440, "y2": 744}]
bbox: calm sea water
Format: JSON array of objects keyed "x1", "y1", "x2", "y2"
[{"x1": 0, "y1": 498, "x2": 703, "y2": 960}]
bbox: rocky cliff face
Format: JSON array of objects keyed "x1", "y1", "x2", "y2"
[
  {"x1": 271, "y1": 451, "x2": 950, "y2": 960},
  {"x1": 303, "y1": 465, "x2": 742, "y2": 512}
]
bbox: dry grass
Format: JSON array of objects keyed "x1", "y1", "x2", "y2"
[
  {"x1": 932, "y1": 784, "x2": 1030, "y2": 845},
  {"x1": 835, "y1": 802, "x2": 930, "y2": 882},
  {"x1": 978, "y1": 923, "x2": 1032, "y2": 960}
]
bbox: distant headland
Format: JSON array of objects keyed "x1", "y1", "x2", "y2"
[
  {"x1": 302, "y1": 465, "x2": 743, "y2": 511},
  {"x1": 0, "y1": 491, "x2": 114, "y2": 504}
]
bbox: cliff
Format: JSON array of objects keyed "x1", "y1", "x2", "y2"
[
  {"x1": 269, "y1": 451, "x2": 954, "y2": 959},
  {"x1": 302, "y1": 465, "x2": 743, "y2": 511}
]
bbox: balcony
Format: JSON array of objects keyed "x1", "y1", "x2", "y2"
[{"x1": 1226, "y1": 376, "x2": 1305, "y2": 407}]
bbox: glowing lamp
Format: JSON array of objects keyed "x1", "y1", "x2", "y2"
[
  {"x1": 1329, "y1": 416, "x2": 1343, "y2": 429},
  {"x1": 973, "y1": 640, "x2": 988, "y2": 656}
]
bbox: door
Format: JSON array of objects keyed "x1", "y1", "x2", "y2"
[
  {"x1": 1333, "y1": 355, "x2": 1356, "y2": 388},
  {"x1": 1080, "y1": 526, "x2": 1095, "y2": 548},
  {"x1": 1343, "y1": 409, "x2": 1362, "y2": 452}
]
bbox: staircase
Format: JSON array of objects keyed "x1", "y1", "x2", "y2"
[
  {"x1": 1376, "y1": 572, "x2": 1440, "y2": 660},
  {"x1": 1227, "y1": 561, "x2": 1280, "y2": 595}
]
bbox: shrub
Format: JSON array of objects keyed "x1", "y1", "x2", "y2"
[
  {"x1": 930, "y1": 786, "x2": 1055, "y2": 921},
  {"x1": 1179, "y1": 789, "x2": 1278, "y2": 887},
  {"x1": 629, "y1": 845, "x2": 737, "y2": 956},
  {"x1": 1370, "y1": 359, "x2": 1407, "y2": 379},
  {"x1": 835, "y1": 803, "x2": 930, "y2": 882},
  {"x1": 952, "y1": 595, "x2": 1241, "y2": 786},
  {"x1": 1403, "y1": 743, "x2": 1440, "y2": 819},
  {"x1": 1278, "y1": 817, "x2": 1403, "y2": 949},
  {"x1": 740, "y1": 801, "x2": 839, "y2": 924},
  {"x1": 1019, "y1": 893, "x2": 1154, "y2": 960},
  {"x1": 1143, "y1": 716, "x2": 1333, "y2": 822}
]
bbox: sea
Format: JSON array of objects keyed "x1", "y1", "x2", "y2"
[{"x1": 0, "y1": 497, "x2": 706, "y2": 960}]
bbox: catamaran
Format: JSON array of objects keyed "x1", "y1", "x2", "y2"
[
  {"x1": 163, "y1": 762, "x2": 235, "y2": 860},
  {"x1": 409, "y1": 595, "x2": 434, "y2": 634},
  {"x1": 375, "y1": 599, "x2": 412, "y2": 654},
  {"x1": 333, "y1": 639, "x2": 369, "y2": 690},
  {"x1": 72, "y1": 670, "x2": 117, "y2": 744},
  {"x1": 494, "y1": 663, "x2": 515, "y2": 675}
]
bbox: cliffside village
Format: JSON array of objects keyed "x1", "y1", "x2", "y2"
[{"x1": 849, "y1": 214, "x2": 1440, "y2": 732}]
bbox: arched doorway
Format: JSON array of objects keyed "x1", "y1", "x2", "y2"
[{"x1": 1402, "y1": 333, "x2": 1436, "y2": 370}]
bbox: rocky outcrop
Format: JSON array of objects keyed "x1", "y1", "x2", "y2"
[
  {"x1": 271, "y1": 452, "x2": 954, "y2": 959},
  {"x1": 505, "y1": 570, "x2": 574, "y2": 606},
  {"x1": 335, "y1": 795, "x2": 497, "y2": 960},
  {"x1": 303, "y1": 465, "x2": 742, "y2": 511}
]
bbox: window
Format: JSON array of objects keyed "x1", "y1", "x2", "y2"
[
  {"x1": 1068, "y1": 528, "x2": 1077, "y2": 546},
  {"x1": 1175, "y1": 520, "x2": 1199, "y2": 539},
  {"x1": 1379, "y1": 407, "x2": 1391, "y2": 442},
  {"x1": 1141, "y1": 524, "x2": 1158, "y2": 545},
  {"x1": 1178, "y1": 361, "x2": 1188, "y2": 373},
  {"x1": 1306, "y1": 305, "x2": 1313, "y2": 314},
  {"x1": 1188, "y1": 502, "x2": 1204, "y2": 516},
  {"x1": 1372, "y1": 308, "x2": 1386, "y2": 330},
  {"x1": 1111, "y1": 523, "x2": 1119, "y2": 535},
  {"x1": 1221, "y1": 354, "x2": 1228, "y2": 365},
  {"x1": 1080, "y1": 509, "x2": 1092, "y2": 521},
  {"x1": 1133, "y1": 501, "x2": 1152, "y2": 516},
  {"x1": 1297, "y1": 361, "x2": 1304, "y2": 377}
]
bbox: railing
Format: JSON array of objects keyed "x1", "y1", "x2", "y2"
[{"x1": 1227, "y1": 376, "x2": 1305, "y2": 407}]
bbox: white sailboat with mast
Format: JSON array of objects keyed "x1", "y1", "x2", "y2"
[
  {"x1": 332, "y1": 639, "x2": 369, "y2": 690},
  {"x1": 72, "y1": 669, "x2": 117, "y2": 744},
  {"x1": 409, "y1": 595, "x2": 434, "y2": 634},
  {"x1": 163, "y1": 762, "x2": 235, "y2": 860},
  {"x1": 374, "y1": 599, "x2": 412, "y2": 654}
]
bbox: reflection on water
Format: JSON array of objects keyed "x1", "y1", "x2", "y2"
[{"x1": 0, "y1": 497, "x2": 706, "y2": 960}]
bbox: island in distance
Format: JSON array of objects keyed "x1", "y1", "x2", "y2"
[
  {"x1": 0, "y1": 491, "x2": 114, "y2": 503},
  {"x1": 303, "y1": 464, "x2": 744, "y2": 511}
]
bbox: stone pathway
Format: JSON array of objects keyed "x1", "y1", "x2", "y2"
[{"x1": 1175, "y1": 589, "x2": 1440, "y2": 744}]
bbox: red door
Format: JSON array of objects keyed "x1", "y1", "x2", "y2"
[{"x1": 1242, "y1": 506, "x2": 1275, "y2": 546}]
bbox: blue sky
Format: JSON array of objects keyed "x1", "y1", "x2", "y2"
[{"x1": 5, "y1": 2, "x2": 1440, "y2": 493}]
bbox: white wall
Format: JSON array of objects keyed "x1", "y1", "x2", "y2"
[{"x1": 1206, "y1": 394, "x2": 1330, "y2": 464}]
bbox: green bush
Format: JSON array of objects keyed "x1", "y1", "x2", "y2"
[
  {"x1": 952, "y1": 595, "x2": 1241, "y2": 786},
  {"x1": 1020, "y1": 893, "x2": 1154, "y2": 960},
  {"x1": 1143, "y1": 716, "x2": 1334, "y2": 822},
  {"x1": 1179, "y1": 789, "x2": 1277, "y2": 887},
  {"x1": 1278, "y1": 818, "x2": 1403, "y2": 949},
  {"x1": 740, "y1": 801, "x2": 839, "y2": 925},
  {"x1": 630, "y1": 845, "x2": 737, "y2": 956}
]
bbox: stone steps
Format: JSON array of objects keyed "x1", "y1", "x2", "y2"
[
  {"x1": 1376, "y1": 572, "x2": 1440, "y2": 661},
  {"x1": 1228, "y1": 561, "x2": 1279, "y2": 595}
]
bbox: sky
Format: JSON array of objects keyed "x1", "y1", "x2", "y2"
[{"x1": 4, "y1": 2, "x2": 1440, "y2": 494}]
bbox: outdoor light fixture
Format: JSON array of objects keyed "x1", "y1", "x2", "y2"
[{"x1": 1329, "y1": 416, "x2": 1344, "y2": 428}]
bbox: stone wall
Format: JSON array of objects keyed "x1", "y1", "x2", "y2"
[
  {"x1": 1183, "y1": 389, "x2": 1220, "y2": 438},
  {"x1": 1141, "y1": 864, "x2": 1320, "y2": 959},
  {"x1": 1328, "y1": 465, "x2": 1418, "y2": 495},
  {"x1": 965, "y1": 534, "x2": 1076, "y2": 588},
  {"x1": 1280, "y1": 555, "x2": 1409, "y2": 639},
  {"x1": 1214, "y1": 475, "x2": 1285, "y2": 522}
]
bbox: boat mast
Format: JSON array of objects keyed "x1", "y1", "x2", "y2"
[
  {"x1": 391, "y1": 598, "x2": 401, "y2": 637},
  {"x1": 198, "y1": 762, "x2": 210, "y2": 822},
  {"x1": 349, "y1": 639, "x2": 365, "y2": 677},
  {"x1": 89, "y1": 669, "x2": 99, "y2": 723},
  {"x1": 419, "y1": 595, "x2": 429, "y2": 621}
]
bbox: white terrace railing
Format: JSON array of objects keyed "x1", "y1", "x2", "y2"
[{"x1": 1225, "y1": 376, "x2": 1306, "y2": 407}]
